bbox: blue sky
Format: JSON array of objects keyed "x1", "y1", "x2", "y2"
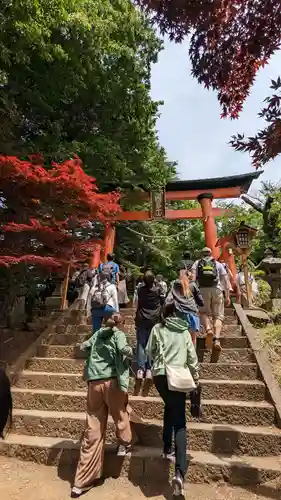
[{"x1": 151, "y1": 37, "x2": 281, "y2": 196}]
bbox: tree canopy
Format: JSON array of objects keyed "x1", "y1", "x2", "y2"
[
  {"x1": 0, "y1": 153, "x2": 120, "y2": 322},
  {"x1": 0, "y1": 0, "x2": 175, "y2": 189},
  {"x1": 0, "y1": 155, "x2": 120, "y2": 268},
  {"x1": 136, "y1": 1, "x2": 281, "y2": 119},
  {"x1": 231, "y1": 79, "x2": 281, "y2": 169}
]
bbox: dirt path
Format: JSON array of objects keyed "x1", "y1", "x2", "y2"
[{"x1": 0, "y1": 457, "x2": 279, "y2": 500}]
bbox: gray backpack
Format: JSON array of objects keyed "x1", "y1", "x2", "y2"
[{"x1": 91, "y1": 283, "x2": 108, "y2": 309}]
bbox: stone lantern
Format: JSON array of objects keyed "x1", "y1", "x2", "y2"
[{"x1": 259, "y1": 249, "x2": 281, "y2": 300}]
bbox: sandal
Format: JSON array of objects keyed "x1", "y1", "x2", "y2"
[{"x1": 205, "y1": 330, "x2": 213, "y2": 350}]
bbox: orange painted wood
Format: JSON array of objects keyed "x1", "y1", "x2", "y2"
[
  {"x1": 198, "y1": 197, "x2": 220, "y2": 259},
  {"x1": 116, "y1": 211, "x2": 151, "y2": 221},
  {"x1": 103, "y1": 224, "x2": 115, "y2": 262},
  {"x1": 137, "y1": 186, "x2": 242, "y2": 202},
  {"x1": 165, "y1": 208, "x2": 230, "y2": 220},
  {"x1": 116, "y1": 208, "x2": 232, "y2": 221},
  {"x1": 89, "y1": 244, "x2": 101, "y2": 269}
]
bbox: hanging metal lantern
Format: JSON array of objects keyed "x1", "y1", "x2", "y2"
[
  {"x1": 236, "y1": 229, "x2": 250, "y2": 249},
  {"x1": 234, "y1": 222, "x2": 257, "y2": 250}
]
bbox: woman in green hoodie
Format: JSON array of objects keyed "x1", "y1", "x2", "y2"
[
  {"x1": 71, "y1": 314, "x2": 133, "y2": 499},
  {"x1": 146, "y1": 302, "x2": 199, "y2": 497}
]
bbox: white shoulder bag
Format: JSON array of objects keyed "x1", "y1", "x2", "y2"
[
  {"x1": 165, "y1": 364, "x2": 196, "y2": 393},
  {"x1": 160, "y1": 334, "x2": 196, "y2": 393}
]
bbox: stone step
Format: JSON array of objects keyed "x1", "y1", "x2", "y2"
[
  {"x1": 25, "y1": 358, "x2": 258, "y2": 379},
  {"x1": 11, "y1": 388, "x2": 274, "y2": 426},
  {"x1": 47, "y1": 332, "x2": 248, "y2": 349},
  {"x1": 130, "y1": 395, "x2": 275, "y2": 426},
  {"x1": 54, "y1": 322, "x2": 242, "y2": 336},
  {"x1": 1, "y1": 435, "x2": 281, "y2": 485},
  {"x1": 37, "y1": 345, "x2": 254, "y2": 364},
  {"x1": 15, "y1": 372, "x2": 265, "y2": 401},
  {"x1": 11, "y1": 409, "x2": 281, "y2": 457},
  {"x1": 197, "y1": 348, "x2": 253, "y2": 363},
  {"x1": 122, "y1": 318, "x2": 240, "y2": 332},
  {"x1": 119, "y1": 307, "x2": 236, "y2": 318},
  {"x1": 131, "y1": 378, "x2": 265, "y2": 401}
]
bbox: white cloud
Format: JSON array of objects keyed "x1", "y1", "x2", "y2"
[{"x1": 151, "y1": 37, "x2": 281, "y2": 194}]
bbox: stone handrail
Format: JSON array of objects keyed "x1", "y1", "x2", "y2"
[
  {"x1": 8, "y1": 300, "x2": 81, "y2": 385},
  {"x1": 234, "y1": 303, "x2": 281, "y2": 428}
]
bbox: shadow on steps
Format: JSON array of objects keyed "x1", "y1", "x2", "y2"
[
  {"x1": 242, "y1": 483, "x2": 281, "y2": 500},
  {"x1": 49, "y1": 440, "x2": 172, "y2": 500}
]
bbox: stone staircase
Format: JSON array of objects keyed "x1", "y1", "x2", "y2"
[{"x1": 1, "y1": 307, "x2": 281, "y2": 486}]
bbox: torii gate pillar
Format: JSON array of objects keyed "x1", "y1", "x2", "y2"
[
  {"x1": 89, "y1": 244, "x2": 101, "y2": 269},
  {"x1": 102, "y1": 224, "x2": 116, "y2": 263},
  {"x1": 198, "y1": 193, "x2": 220, "y2": 259}
]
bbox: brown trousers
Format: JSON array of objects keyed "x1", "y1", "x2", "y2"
[{"x1": 74, "y1": 378, "x2": 132, "y2": 489}]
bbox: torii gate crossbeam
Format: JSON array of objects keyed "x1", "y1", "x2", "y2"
[{"x1": 91, "y1": 171, "x2": 263, "y2": 268}]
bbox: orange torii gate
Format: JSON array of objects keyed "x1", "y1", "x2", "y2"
[{"x1": 91, "y1": 171, "x2": 262, "y2": 275}]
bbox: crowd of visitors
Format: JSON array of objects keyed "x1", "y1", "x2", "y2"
[
  {"x1": 70, "y1": 246, "x2": 236, "y2": 498},
  {"x1": 0, "y1": 246, "x2": 259, "y2": 500}
]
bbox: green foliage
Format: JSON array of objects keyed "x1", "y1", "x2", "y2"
[
  {"x1": 264, "y1": 190, "x2": 281, "y2": 250},
  {"x1": 258, "y1": 323, "x2": 281, "y2": 386},
  {"x1": 252, "y1": 270, "x2": 265, "y2": 278},
  {"x1": 254, "y1": 279, "x2": 272, "y2": 308},
  {"x1": 217, "y1": 200, "x2": 265, "y2": 263},
  {"x1": 115, "y1": 200, "x2": 205, "y2": 280},
  {"x1": 0, "y1": 0, "x2": 175, "y2": 188}
]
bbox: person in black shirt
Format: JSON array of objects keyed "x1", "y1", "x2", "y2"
[
  {"x1": 179, "y1": 252, "x2": 194, "y2": 277},
  {"x1": 135, "y1": 271, "x2": 165, "y2": 380}
]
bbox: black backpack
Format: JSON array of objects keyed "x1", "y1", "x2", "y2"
[{"x1": 197, "y1": 257, "x2": 219, "y2": 287}]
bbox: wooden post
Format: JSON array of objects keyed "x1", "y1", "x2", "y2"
[
  {"x1": 60, "y1": 263, "x2": 70, "y2": 310},
  {"x1": 220, "y1": 242, "x2": 237, "y2": 288},
  {"x1": 241, "y1": 251, "x2": 252, "y2": 308}
]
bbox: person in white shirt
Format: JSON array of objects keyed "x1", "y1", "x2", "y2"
[
  {"x1": 89, "y1": 272, "x2": 119, "y2": 332},
  {"x1": 155, "y1": 275, "x2": 168, "y2": 296},
  {"x1": 236, "y1": 267, "x2": 258, "y2": 307},
  {"x1": 192, "y1": 247, "x2": 230, "y2": 353}
]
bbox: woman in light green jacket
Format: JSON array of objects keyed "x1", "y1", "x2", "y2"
[
  {"x1": 71, "y1": 314, "x2": 133, "y2": 498},
  {"x1": 146, "y1": 301, "x2": 199, "y2": 497}
]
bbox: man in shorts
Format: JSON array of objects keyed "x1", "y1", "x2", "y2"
[{"x1": 192, "y1": 247, "x2": 230, "y2": 353}]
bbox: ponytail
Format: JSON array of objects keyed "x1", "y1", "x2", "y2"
[{"x1": 180, "y1": 273, "x2": 191, "y2": 298}]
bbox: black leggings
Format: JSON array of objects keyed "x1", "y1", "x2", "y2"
[{"x1": 154, "y1": 375, "x2": 187, "y2": 478}]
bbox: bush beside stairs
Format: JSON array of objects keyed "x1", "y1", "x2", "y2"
[{"x1": 1, "y1": 307, "x2": 281, "y2": 486}]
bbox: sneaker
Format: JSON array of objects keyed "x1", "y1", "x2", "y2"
[
  {"x1": 117, "y1": 444, "x2": 132, "y2": 457},
  {"x1": 162, "y1": 450, "x2": 175, "y2": 461},
  {"x1": 136, "y1": 369, "x2": 144, "y2": 380},
  {"x1": 172, "y1": 472, "x2": 184, "y2": 496},
  {"x1": 145, "y1": 369, "x2": 152, "y2": 380},
  {"x1": 213, "y1": 338, "x2": 222, "y2": 351},
  {"x1": 71, "y1": 485, "x2": 92, "y2": 498}
]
